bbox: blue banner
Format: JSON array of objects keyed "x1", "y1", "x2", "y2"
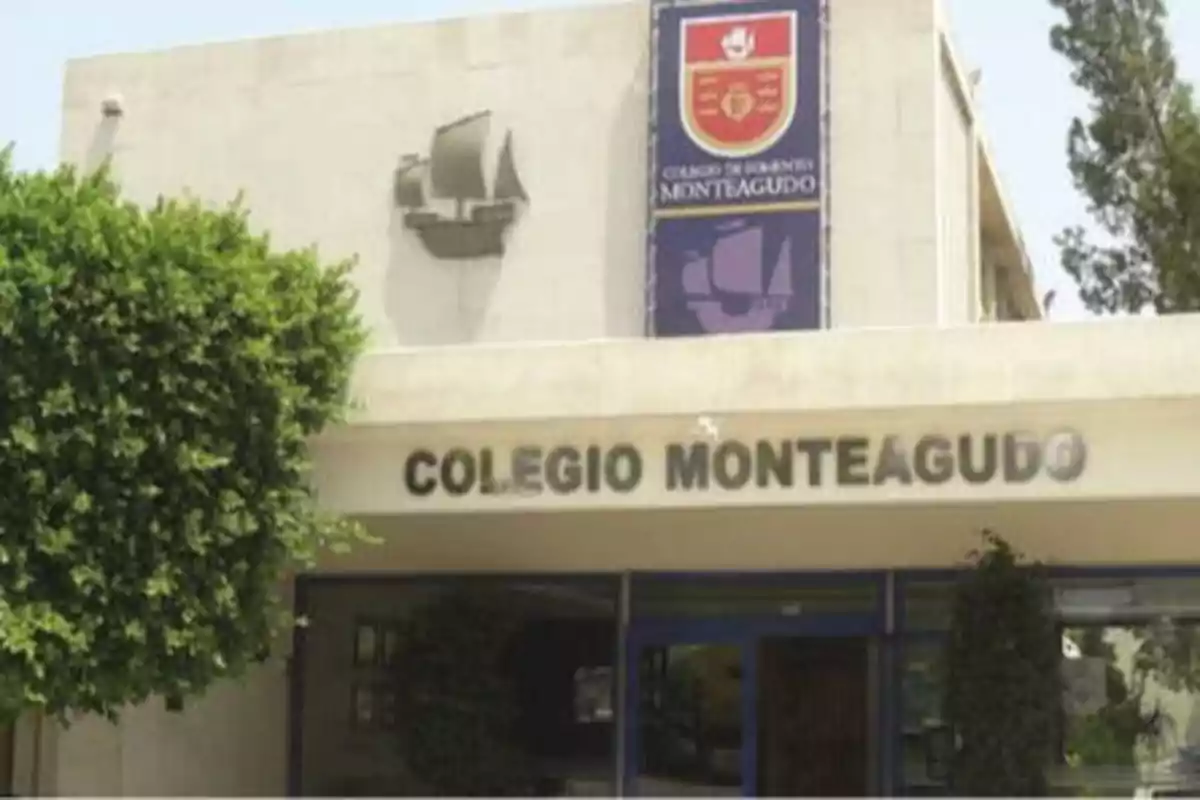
[{"x1": 648, "y1": 0, "x2": 824, "y2": 336}]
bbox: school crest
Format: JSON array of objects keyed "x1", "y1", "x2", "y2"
[{"x1": 680, "y1": 11, "x2": 798, "y2": 158}]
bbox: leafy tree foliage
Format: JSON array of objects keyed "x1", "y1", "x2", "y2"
[
  {"x1": 1050, "y1": 0, "x2": 1200, "y2": 313},
  {"x1": 0, "y1": 148, "x2": 369, "y2": 722},
  {"x1": 1061, "y1": 626, "x2": 1164, "y2": 774},
  {"x1": 944, "y1": 531, "x2": 1061, "y2": 796},
  {"x1": 1051, "y1": 1, "x2": 1200, "y2": 742}
]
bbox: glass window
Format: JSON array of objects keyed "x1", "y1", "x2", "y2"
[
  {"x1": 1055, "y1": 621, "x2": 1200, "y2": 796},
  {"x1": 635, "y1": 643, "x2": 744, "y2": 796},
  {"x1": 350, "y1": 681, "x2": 376, "y2": 729},
  {"x1": 352, "y1": 619, "x2": 379, "y2": 666},
  {"x1": 896, "y1": 574, "x2": 1200, "y2": 797},
  {"x1": 349, "y1": 682, "x2": 397, "y2": 732},
  {"x1": 1055, "y1": 576, "x2": 1200, "y2": 620},
  {"x1": 633, "y1": 575, "x2": 877, "y2": 619},
  {"x1": 573, "y1": 666, "x2": 614, "y2": 723},
  {"x1": 898, "y1": 640, "x2": 950, "y2": 797},
  {"x1": 900, "y1": 580, "x2": 952, "y2": 632},
  {"x1": 300, "y1": 577, "x2": 620, "y2": 796}
]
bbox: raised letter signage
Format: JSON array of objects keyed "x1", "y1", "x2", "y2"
[{"x1": 402, "y1": 430, "x2": 1088, "y2": 498}]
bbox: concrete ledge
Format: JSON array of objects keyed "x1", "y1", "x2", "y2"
[{"x1": 341, "y1": 315, "x2": 1200, "y2": 428}]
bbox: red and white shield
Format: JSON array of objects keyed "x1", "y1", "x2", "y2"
[{"x1": 679, "y1": 10, "x2": 798, "y2": 158}]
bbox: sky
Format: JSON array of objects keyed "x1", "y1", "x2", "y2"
[{"x1": 3, "y1": 0, "x2": 1200, "y2": 323}]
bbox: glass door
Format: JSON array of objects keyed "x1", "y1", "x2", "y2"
[
  {"x1": 757, "y1": 636, "x2": 871, "y2": 796},
  {"x1": 624, "y1": 574, "x2": 886, "y2": 797},
  {"x1": 624, "y1": 621, "x2": 755, "y2": 796},
  {"x1": 625, "y1": 619, "x2": 880, "y2": 797}
]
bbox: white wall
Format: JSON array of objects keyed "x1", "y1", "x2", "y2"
[
  {"x1": 934, "y1": 38, "x2": 979, "y2": 325},
  {"x1": 43, "y1": 663, "x2": 288, "y2": 797},
  {"x1": 827, "y1": 0, "x2": 942, "y2": 327},
  {"x1": 60, "y1": 5, "x2": 651, "y2": 349},
  {"x1": 60, "y1": 0, "x2": 982, "y2": 346},
  {"x1": 47, "y1": 1, "x2": 1047, "y2": 794}
]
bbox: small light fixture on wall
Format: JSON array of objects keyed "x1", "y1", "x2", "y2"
[
  {"x1": 100, "y1": 93, "x2": 124, "y2": 119},
  {"x1": 694, "y1": 414, "x2": 721, "y2": 441}
]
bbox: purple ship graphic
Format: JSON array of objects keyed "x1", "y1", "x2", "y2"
[{"x1": 680, "y1": 219, "x2": 794, "y2": 333}]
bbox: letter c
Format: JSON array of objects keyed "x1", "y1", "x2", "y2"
[{"x1": 404, "y1": 449, "x2": 438, "y2": 496}]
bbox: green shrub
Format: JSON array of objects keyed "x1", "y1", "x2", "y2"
[
  {"x1": 0, "y1": 148, "x2": 371, "y2": 721},
  {"x1": 944, "y1": 531, "x2": 1062, "y2": 796}
]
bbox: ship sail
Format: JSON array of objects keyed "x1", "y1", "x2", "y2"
[
  {"x1": 707, "y1": 224, "x2": 794, "y2": 297},
  {"x1": 429, "y1": 111, "x2": 491, "y2": 202},
  {"x1": 765, "y1": 236, "x2": 793, "y2": 296},
  {"x1": 493, "y1": 131, "x2": 528, "y2": 203},
  {"x1": 682, "y1": 252, "x2": 710, "y2": 294},
  {"x1": 712, "y1": 226, "x2": 764, "y2": 295},
  {"x1": 393, "y1": 156, "x2": 428, "y2": 209}
]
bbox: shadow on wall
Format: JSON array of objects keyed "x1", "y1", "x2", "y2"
[
  {"x1": 84, "y1": 117, "x2": 120, "y2": 174},
  {"x1": 456, "y1": 245, "x2": 505, "y2": 343},
  {"x1": 384, "y1": 202, "x2": 504, "y2": 346},
  {"x1": 604, "y1": 66, "x2": 650, "y2": 339}
]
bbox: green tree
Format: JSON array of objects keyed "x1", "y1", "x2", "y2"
[
  {"x1": 1063, "y1": 627, "x2": 1163, "y2": 772},
  {"x1": 1050, "y1": 0, "x2": 1200, "y2": 313},
  {"x1": 0, "y1": 148, "x2": 371, "y2": 723},
  {"x1": 944, "y1": 531, "x2": 1062, "y2": 796},
  {"x1": 1052, "y1": 2, "x2": 1200, "y2": 750}
]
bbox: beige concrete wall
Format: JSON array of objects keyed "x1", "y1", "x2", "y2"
[
  {"x1": 37, "y1": 583, "x2": 296, "y2": 797},
  {"x1": 314, "y1": 398, "x2": 1197, "y2": 516},
  {"x1": 9, "y1": 713, "x2": 54, "y2": 797},
  {"x1": 42, "y1": 2, "x2": 1133, "y2": 796},
  {"x1": 41, "y1": 662, "x2": 288, "y2": 797},
  {"x1": 827, "y1": 0, "x2": 941, "y2": 327},
  {"x1": 60, "y1": 4, "x2": 652, "y2": 348},
  {"x1": 934, "y1": 39, "x2": 977, "y2": 325},
  {"x1": 60, "y1": 0, "x2": 989, "y2": 342},
  {"x1": 341, "y1": 314, "x2": 1200, "y2": 427},
  {"x1": 305, "y1": 314, "x2": 1200, "y2": 573}
]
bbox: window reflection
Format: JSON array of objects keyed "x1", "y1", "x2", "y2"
[
  {"x1": 1058, "y1": 622, "x2": 1200, "y2": 797},
  {"x1": 574, "y1": 666, "x2": 613, "y2": 723},
  {"x1": 636, "y1": 644, "x2": 743, "y2": 796},
  {"x1": 899, "y1": 641, "x2": 949, "y2": 797},
  {"x1": 899, "y1": 577, "x2": 1200, "y2": 797},
  {"x1": 301, "y1": 579, "x2": 619, "y2": 796}
]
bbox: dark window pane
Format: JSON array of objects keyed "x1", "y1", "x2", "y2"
[
  {"x1": 353, "y1": 621, "x2": 378, "y2": 666},
  {"x1": 635, "y1": 643, "x2": 744, "y2": 796},
  {"x1": 350, "y1": 683, "x2": 375, "y2": 728},
  {"x1": 633, "y1": 576, "x2": 877, "y2": 618},
  {"x1": 300, "y1": 577, "x2": 619, "y2": 796}
]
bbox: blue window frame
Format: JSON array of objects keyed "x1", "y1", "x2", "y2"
[
  {"x1": 892, "y1": 565, "x2": 1200, "y2": 797},
  {"x1": 286, "y1": 565, "x2": 1200, "y2": 798},
  {"x1": 624, "y1": 571, "x2": 887, "y2": 796}
]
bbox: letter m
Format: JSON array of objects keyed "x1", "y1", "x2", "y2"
[{"x1": 666, "y1": 443, "x2": 709, "y2": 490}]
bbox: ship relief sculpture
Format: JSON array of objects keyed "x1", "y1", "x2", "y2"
[{"x1": 393, "y1": 110, "x2": 528, "y2": 260}]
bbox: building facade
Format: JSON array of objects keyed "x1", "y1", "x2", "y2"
[{"x1": 10, "y1": 0, "x2": 1200, "y2": 795}]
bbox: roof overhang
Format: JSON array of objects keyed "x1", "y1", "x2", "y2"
[
  {"x1": 336, "y1": 315, "x2": 1200, "y2": 429},
  {"x1": 307, "y1": 317, "x2": 1200, "y2": 573}
]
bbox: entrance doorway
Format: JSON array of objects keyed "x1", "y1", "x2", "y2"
[
  {"x1": 757, "y1": 637, "x2": 868, "y2": 796},
  {"x1": 624, "y1": 617, "x2": 877, "y2": 797}
]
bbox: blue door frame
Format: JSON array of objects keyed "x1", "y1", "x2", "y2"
[{"x1": 623, "y1": 611, "x2": 880, "y2": 796}]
